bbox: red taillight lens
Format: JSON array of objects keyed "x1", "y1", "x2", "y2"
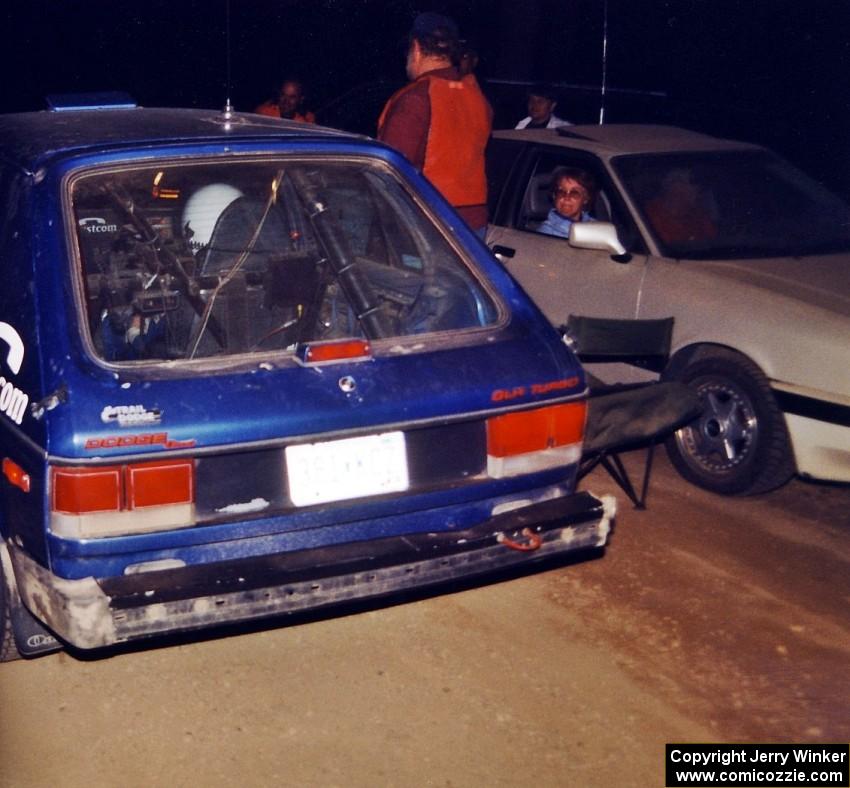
[
  {"x1": 53, "y1": 462, "x2": 194, "y2": 513},
  {"x1": 126, "y1": 460, "x2": 193, "y2": 508},
  {"x1": 50, "y1": 460, "x2": 196, "y2": 538},
  {"x1": 53, "y1": 466, "x2": 122, "y2": 514},
  {"x1": 486, "y1": 401, "x2": 586, "y2": 479},
  {"x1": 487, "y1": 402, "x2": 586, "y2": 457},
  {"x1": 551, "y1": 402, "x2": 587, "y2": 446}
]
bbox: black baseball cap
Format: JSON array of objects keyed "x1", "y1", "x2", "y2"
[{"x1": 410, "y1": 12, "x2": 459, "y2": 42}]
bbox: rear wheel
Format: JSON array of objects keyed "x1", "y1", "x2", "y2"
[
  {"x1": 665, "y1": 349, "x2": 795, "y2": 495},
  {"x1": 0, "y1": 551, "x2": 21, "y2": 662}
]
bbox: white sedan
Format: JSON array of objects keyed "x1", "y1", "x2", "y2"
[{"x1": 486, "y1": 125, "x2": 850, "y2": 495}]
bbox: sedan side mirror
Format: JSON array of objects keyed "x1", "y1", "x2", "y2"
[{"x1": 569, "y1": 222, "x2": 630, "y2": 261}]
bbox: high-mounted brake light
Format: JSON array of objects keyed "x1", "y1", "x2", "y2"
[
  {"x1": 50, "y1": 460, "x2": 195, "y2": 538},
  {"x1": 297, "y1": 339, "x2": 372, "y2": 365},
  {"x1": 486, "y1": 401, "x2": 586, "y2": 478}
]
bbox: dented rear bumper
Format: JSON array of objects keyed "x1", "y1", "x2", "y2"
[{"x1": 11, "y1": 492, "x2": 615, "y2": 651}]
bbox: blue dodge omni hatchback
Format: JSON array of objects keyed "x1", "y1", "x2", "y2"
[{"x1": 0, "y1": 98, "x2": 612, "y2": 660}]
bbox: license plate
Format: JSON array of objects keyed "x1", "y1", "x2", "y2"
[{"x1": 285, "y1": 431, "x2": 409, "y2": 507}]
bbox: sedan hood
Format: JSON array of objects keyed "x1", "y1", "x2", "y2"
[
  {"x1": 690, "y1": 253, "x2": 850, "y2": 318},
  {"x1": 648, "y1": 252, "x2": 850, "y2": 397}
]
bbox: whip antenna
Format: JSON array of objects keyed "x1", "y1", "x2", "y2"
[
  {"x1": 223, "y1": 0, "x2": 234, "y2": 118},
  {"x1": 599, "y1": 0, "x2": 609, "y2": 124}
]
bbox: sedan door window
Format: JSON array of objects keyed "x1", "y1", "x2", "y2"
[
  {"x1": 514, "y1": 152, "x2": 643, "y2": 253},
  {"x1": 614, "y1": 151, "x2": 850, "y2": 259},
  {"x1": 486, "y1": 147, "x2": 649, "y2": 324}
]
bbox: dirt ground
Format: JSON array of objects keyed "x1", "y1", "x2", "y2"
[{"x1": 1, "y1": 453, "x2": 848, "y2": 788}]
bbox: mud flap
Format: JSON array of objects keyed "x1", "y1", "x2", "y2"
[
  {"x1": 10, "y1": 596, "x2": 63, "y2": 657},
  {"x1": 1, "y1": 544, "x2": 63, "y2": 657}
]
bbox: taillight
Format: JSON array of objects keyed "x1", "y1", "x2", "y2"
[
  {"x1": 486, "y1": 401, "x2": 586, "y2": 478},
  {"x1": 53, "y1": 466, "x2": 122, "y2": 513},
  {"x1": 50, "y1": 460, "x2": 195, "y2": 538},
  {"x1": 126, "y1": 460, "x2": 194, "y2": 508}
]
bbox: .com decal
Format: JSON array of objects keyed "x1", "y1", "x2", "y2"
[{"x1": 0, "y1": 321, "x2": 29, "y2": 425}]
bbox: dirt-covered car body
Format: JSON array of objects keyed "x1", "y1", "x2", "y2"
[
  {"x1": 486, "y1": 125, "x2": 850, "y2": 495},
  {"x1": 0, "y1": 103, "x2": 613, "y2": 659}
]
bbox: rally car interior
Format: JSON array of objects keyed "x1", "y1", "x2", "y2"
[{"x1": 72, "y1": 160, "x2": 499, "y2": 363}]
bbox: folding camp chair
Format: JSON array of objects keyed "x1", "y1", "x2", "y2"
[{"x1": 565, "y1": 315, "x2": 702, "y2": 509}]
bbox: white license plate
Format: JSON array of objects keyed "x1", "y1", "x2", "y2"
[{"x1": 285, "y1": 431, "x2": 409, "y2": 507}]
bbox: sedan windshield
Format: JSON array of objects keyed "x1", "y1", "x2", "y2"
[
  {"x1": 71, "y1": 158, "x2": 499, "y2": 363},
  {"x1": 614, "y1": 151, "x2": 850, "y2": 259}
]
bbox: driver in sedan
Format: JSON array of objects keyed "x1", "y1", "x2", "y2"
[{"x1": 537, "y1": 167, "x2": 597, "y2": 238}]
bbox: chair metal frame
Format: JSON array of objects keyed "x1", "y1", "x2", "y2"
[{"x1": 566, "y1": 315, "x2": 701, "y2": 509}]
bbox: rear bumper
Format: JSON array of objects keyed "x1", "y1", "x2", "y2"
[{"x1": 11, "y1": 491, "x2": 615, "y2": 650}]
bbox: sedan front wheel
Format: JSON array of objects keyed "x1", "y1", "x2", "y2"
[{"x1": 665, "y1": 349, "x2": 795, "y2": 495}]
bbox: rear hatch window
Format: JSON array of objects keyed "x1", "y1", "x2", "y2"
[{"x1": 70, "y1": 157, "x2": 500, "y2": 363}]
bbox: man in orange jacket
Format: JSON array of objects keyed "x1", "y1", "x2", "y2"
[
  {"x1": 378, "y1": 13, "x2": 492, "y2": 235},
  {"x1": 255, "y1": 79, "x2": 316, "y2": 123}
]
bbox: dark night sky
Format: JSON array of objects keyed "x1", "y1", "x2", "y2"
[{"x1": 2, "y1": 0, "x2": 848, "y2": 195}]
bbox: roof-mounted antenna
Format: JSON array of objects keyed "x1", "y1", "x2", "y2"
[
  {"x1": 222, "y1": 0, "x2": 234, "y2": 123},
  {"x1": 598, "y1": 0, "x2": 609, "y2": 125}
]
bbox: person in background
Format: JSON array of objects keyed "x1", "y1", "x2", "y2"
[
  {"x1": 537, "y1": 166, "x2": 596, "y2": 238},
  {"x1": 515, "y1": 85, "x2": 571, "y2": 129},
  {"x1": 377, "y1": 12, "x2": 492, "y2": 236},
  {"x1": 643, "y1": 168, "x2": 717, "y2": 244},
  {"x1": 254, "y1": 79, "x2": 316, "y2": 123},
  {"x1": 458, "y1": 42, "x2": 479, "y2": 77}
]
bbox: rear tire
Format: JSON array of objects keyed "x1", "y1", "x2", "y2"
[
  {"x1": 0, "y1": 552, "x2": 21, "y2": 662},
  {"x1": 665, "y1": 349, "x2": 795, "y2": 495}
]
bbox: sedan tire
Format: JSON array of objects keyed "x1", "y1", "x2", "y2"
[{"x1": 665, "y1": 349, "x2": 796, "y2": 495}]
